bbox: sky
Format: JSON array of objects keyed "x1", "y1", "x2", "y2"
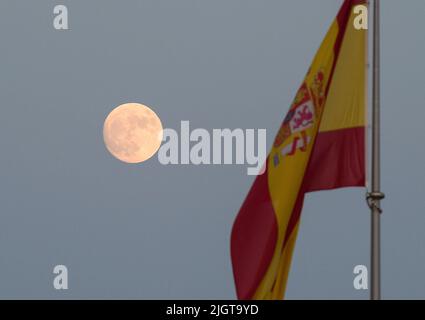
[{"x1": 0, "y1": 0, "x2": 424, "y2": 299}]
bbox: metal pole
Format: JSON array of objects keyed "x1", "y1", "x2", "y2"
[{"x1": 368, "y1": 0, "x2": 385, "y2": 300}]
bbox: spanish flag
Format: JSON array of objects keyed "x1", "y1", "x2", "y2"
[{"x1": 231, "y1": 0, "x2": 367, "y2": 300}]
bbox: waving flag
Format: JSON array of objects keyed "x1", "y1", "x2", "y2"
[{"x1": 231, "y1": 0, "x2": 367, "y2": 300}]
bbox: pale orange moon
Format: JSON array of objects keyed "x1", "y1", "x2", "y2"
[{"x1": 103, "y1": 103, "x2": 163, "y2": 163}]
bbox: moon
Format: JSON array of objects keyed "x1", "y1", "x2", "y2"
[{"x1": 103, "y1": 103, "x2": 163, "y2": 164}]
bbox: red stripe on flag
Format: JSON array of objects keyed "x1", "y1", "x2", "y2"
[
  {"x1": 305, "y1": 126, "x2": 365, "y2": 192},
  {"x1": 283, "y1": 126, "x2": 365, "y2": 246},
  {"x1": 231, "y1": 161, "x2": 278, "y2": 300}
]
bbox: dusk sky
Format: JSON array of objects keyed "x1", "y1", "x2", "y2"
[{"x1": 0, "y1": 0, "x2": 424, "y2": 299}]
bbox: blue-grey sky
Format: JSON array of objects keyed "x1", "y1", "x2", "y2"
[{"x1": 0, "y1": 0, "x2": 424, "y2": 299}]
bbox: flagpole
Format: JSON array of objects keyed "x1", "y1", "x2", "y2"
[{"x1": 368, "y1": 0, "x2": 385, "y2": 300}]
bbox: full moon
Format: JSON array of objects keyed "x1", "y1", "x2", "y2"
[{"x1": 103, "y1": 103, "x2": 163, "y2": 164}]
